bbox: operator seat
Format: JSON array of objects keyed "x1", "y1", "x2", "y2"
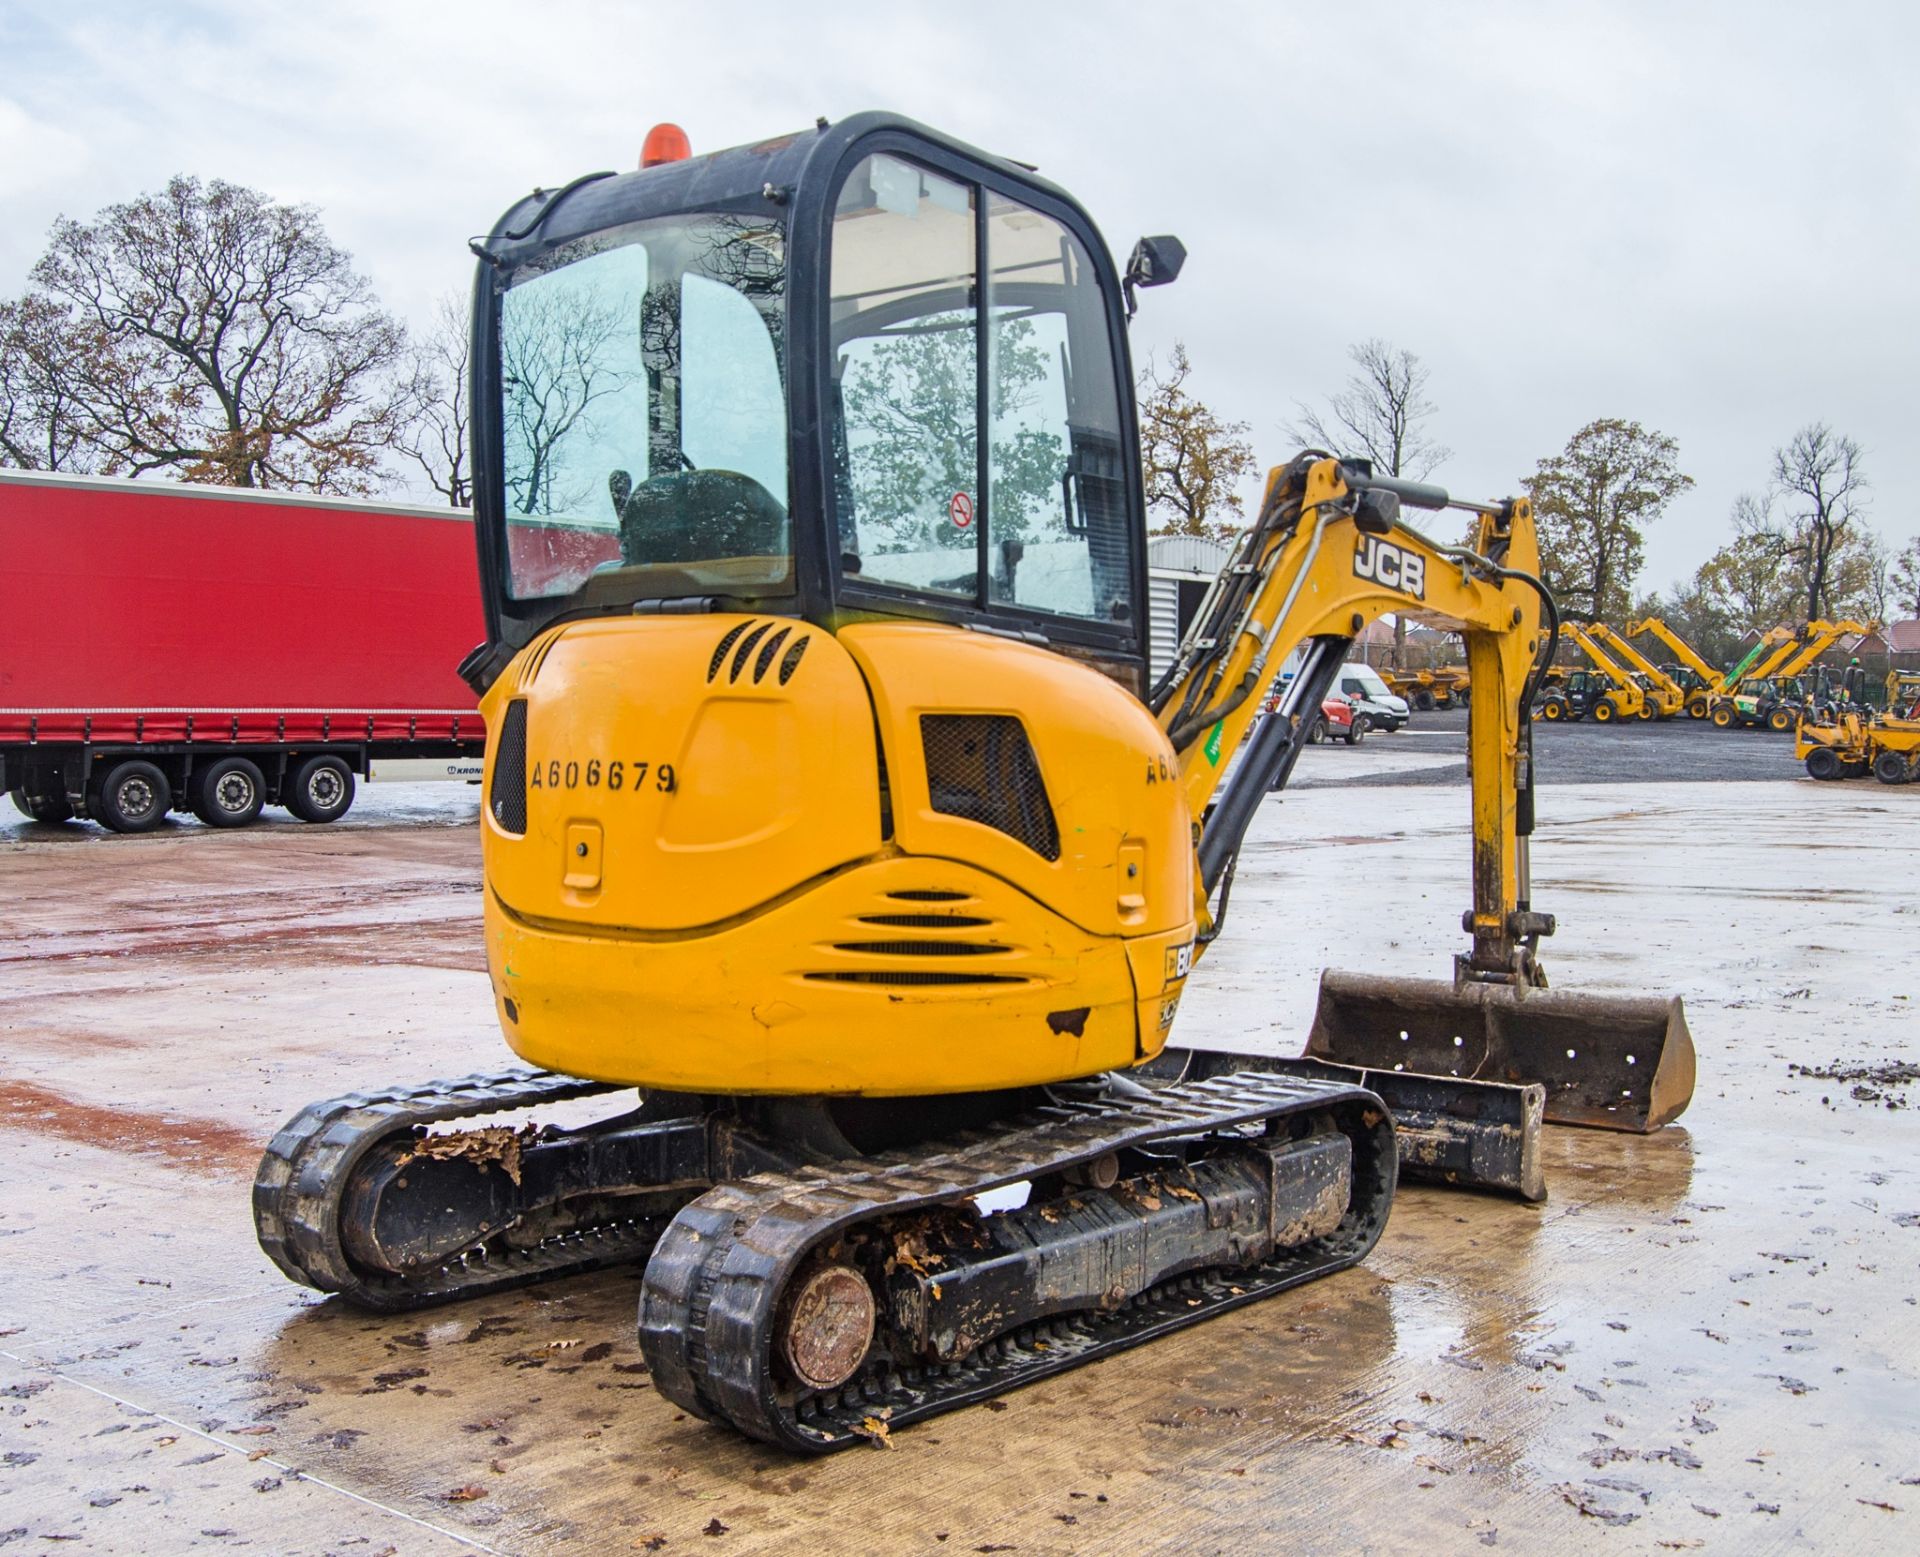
[{"x1": 612, "y1": 469, "x2": 787, "y2": 566}]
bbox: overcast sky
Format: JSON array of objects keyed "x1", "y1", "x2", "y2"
[{"x1": 3, "y1": 0, "x2": 1914, "y2": 589}]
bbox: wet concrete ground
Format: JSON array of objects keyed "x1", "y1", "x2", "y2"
[{"x1": 2, "y1": 776, "x2": 1916, "y2": 1552}]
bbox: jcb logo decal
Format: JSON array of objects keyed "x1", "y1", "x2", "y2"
[
  {"x1": 1354, "y1": 536, "x2": 1425, "y2": 600},
  {"x1": 1163, "y1": 940, "x2": 1195, "y2": 988}
]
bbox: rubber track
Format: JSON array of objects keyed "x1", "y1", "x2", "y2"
[
  {"x1": 640, "y1": 1071, "x2": 1395, "y2": 1452},
  {"x1": 252, "y1": 1066, "x2": 655, "y2": 1312}
]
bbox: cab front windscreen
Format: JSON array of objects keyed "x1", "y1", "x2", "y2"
[{"x1": 496, "y1": 211, "x2": 790, "y2": 604}]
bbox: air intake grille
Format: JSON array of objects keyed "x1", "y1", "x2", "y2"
[
  {"x1": 707, "y1": 618, "x2": 812, "y2": 684},
  {"x1": 920, "y1": 715, "x2": 1060, "y2": 862},
  {"x1": 490, "y1": 698, "x2": 528, "y2": 834}
]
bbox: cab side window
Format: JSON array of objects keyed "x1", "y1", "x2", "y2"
[
  {"x1": 829, "y1": 157, "x2": 979, "y2": 599},
  {"x1": 983, "y1": 194, "x2": 1130, "y2": 624},
  {"x1": 829, "y1": 155, "x2": 1133, "y2": 627}
]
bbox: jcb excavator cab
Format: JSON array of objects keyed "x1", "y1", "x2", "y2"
[
  {"x1": 463, "y1": 113, "x2": 1192, "y2": 1096},
  {"x1": 467, "y1": 113, "x2": 1151, "y2": 692}
]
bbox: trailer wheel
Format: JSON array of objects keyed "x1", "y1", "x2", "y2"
[
  {"x1": 1873, "y1": 750, "x2": 1911, "y2": 785},
  {"x1": 191, "y1": 756, "x2": 266, "y2": 828},
  {"x1": 9, "y1": 787, "x2": 74, "y2": 824},
  {"x1": 1805, "y1": 746, "x2": 1843, "y2": 781},
  {"x1": 91, "y1": 760, "x2": 172, "y2": 834},
  {"x1": 286, "y1": 755, "x2": 355, "y2": 824}
]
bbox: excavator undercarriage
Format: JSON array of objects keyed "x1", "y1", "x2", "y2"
[{"x1": 255, "y1": 111, "x2": 1694, "y2": 1452}]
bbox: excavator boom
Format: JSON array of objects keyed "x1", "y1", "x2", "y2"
[{"x1": 1150, "y1": 458, "x2": 1690, "y2": 1122}]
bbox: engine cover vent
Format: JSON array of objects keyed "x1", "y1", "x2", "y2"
[
  {"x1": 920, "y1": 715, "x2": 1061, "y2": 862},
  {"x1": 707, "y1": 619, "x2": 812, "y2": 685},
  {"x1": 490, "y1": 697, "x2": 529, "y2": 835}
]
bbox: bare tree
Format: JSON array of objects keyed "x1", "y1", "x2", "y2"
[
  {"x1": 1137, "y1": 342, "x2": 1255, "y2": 540},
  {"x1": 1845, "y1": 527, "x2": 1891, "y2": 623},
  {"x1": 1284, "y1": 338, "x2": 1449, "y2": 657},
  {"x1": 1891, "y1": 537, "x2": 1920, "y2": 621},
  {"x1": 1762, "y1": 423, "x2": 1867, "y2": 622},
  {"x1": 1284, "y1": 338, "x2": 1450, "y2": 480},
  {"x1": 9, "y1": 175, "x2": 416, "y2": 492},
  {"x1": 499, "y1": 277, "x2": 637, "y2": 516},
  {"x1": 400, "y1": 292, "x2": 471, "y2": 507}
]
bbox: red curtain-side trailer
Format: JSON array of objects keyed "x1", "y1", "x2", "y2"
[{"x1": 0, "y1": 470, "x2": 487, "y2": 831}]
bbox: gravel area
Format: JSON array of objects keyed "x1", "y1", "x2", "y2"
[{"x1": 1291, "y1": 706, "x2": 1806, "y2": 789}]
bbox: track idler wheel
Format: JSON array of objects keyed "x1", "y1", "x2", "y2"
[{"x1": 779, "y1": 1265, "x2": 876, "y2": 1391}]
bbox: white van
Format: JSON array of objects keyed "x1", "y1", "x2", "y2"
[{"x1": 1336, "y1": 663, "x2": 1411, "y2": 733}]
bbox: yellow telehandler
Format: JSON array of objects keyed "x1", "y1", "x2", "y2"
[
  {"x1": 254, "y1": 113, "x2": 1694, "y2": 1452},
  {"x1": 1628, "y1": 617, "x2": 1790, "y2": 718},
  {"x1": 1580, "y1": 622, "x2": 1686, "y2": 717},
  {"x1": 1711, "y1": 621, "x2": 1873, "y2": 732},
  {"x1": 1545, "y1": 623, "x2": 1650, "y2": 721}
]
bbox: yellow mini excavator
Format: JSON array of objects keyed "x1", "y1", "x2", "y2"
[{"x1": 255, "y1": 113, "x2": 1694, "y2": 1453}]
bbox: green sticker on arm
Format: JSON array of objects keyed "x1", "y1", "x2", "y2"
[{"x1": 1203, "y1": 720, "x2": 1224, "y2": 766}]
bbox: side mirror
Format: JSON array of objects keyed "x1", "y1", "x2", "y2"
[{"x1": 1123, "y1": 235, "x2": 1187, "y2": 317}]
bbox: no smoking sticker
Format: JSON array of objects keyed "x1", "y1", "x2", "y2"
[{"x1": 949, "y1": 491, "x2": 973, "y2": 529}]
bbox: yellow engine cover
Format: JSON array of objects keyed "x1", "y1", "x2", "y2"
[{"x1": 479, "y1": 613, "x2": 1196, "y2": 1095}]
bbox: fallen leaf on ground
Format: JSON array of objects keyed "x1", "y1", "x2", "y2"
[{"x1": 444, "y1": 1484, "x2": 489, "y2": 1502}]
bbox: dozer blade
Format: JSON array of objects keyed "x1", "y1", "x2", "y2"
[
  {"x1": 1144, "y1": 1048, "x2": 1546, "y2": 1202},
  {"x1": 1305, "y1": 970, "x2": 1695, "y2": 1133}
]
